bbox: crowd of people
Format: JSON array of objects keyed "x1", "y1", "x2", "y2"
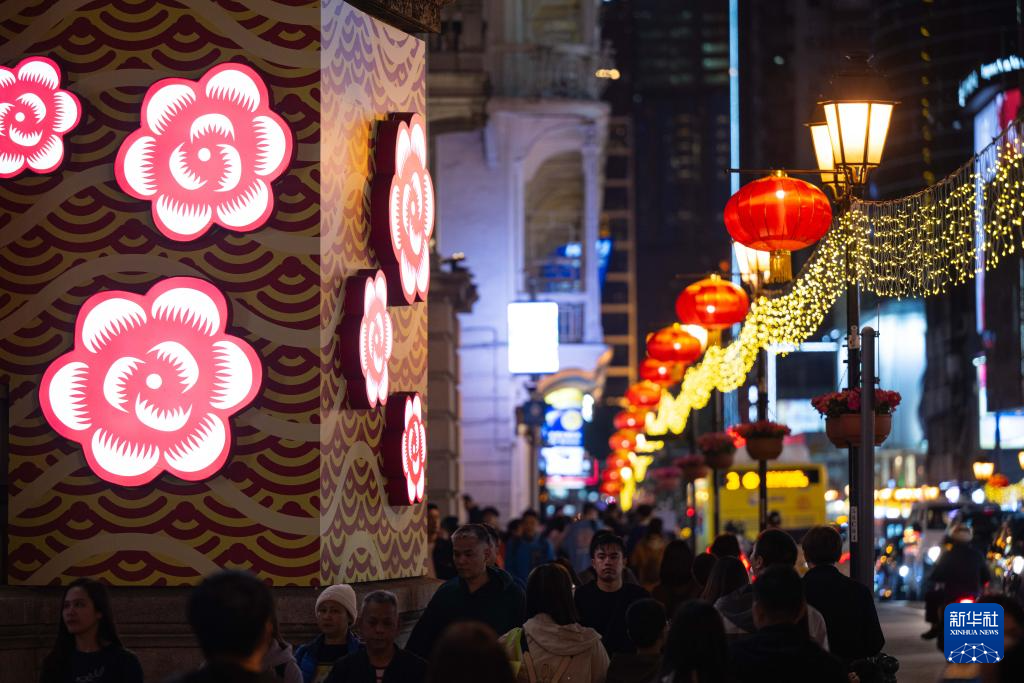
[{"x1": 37, "y1": 497, "x2": 1024, "y2": 682}]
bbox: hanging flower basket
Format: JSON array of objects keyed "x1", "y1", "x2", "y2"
[
  {"x1": 813, "y1": 388, "x2": 900, "y2": 448},
  {"x1": 730, "y1": 421, "x2": 791, "y2": 461},
  {"x1": 697, "y1": 432, "x2": 736, "y2": 470},
  {"x1": 674, "y1": 454, "x2": 708, "y2": 481}
]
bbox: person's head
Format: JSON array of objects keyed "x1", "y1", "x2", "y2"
[
  {"x1": 481, "y1": 506, "x2": 500, "y2": 529},
  {"x1": 751, "y1": 528, "x2": 798, "y2": 575},
  {"x1": 481, "y1": 523, "x2": 501, "y2": 565},
  {"x1": 604, "y1": 503, "x2": 622, "y2": 521},
  {"x1": 766, "y1": 510, "x2": 782, "y2": 529},
  {"x1": 315, "y1": 584, "x2": 357, "y2": 641},
  {"x1": 60, "y1": 578, "x2": 119, "y2": 645},
  {"x1": 441, "y1": 515, "x2": 460, "y2": 537},
  {"x1": 581, "y1": 502, "x2": 599, "y2": 520},
  {"x1": 425, "y1": 623, "x2": 516, "y2": 683},
  {"x1": 801, "y1": 526, "x2": 843, "y2": 567},
  {"x1": 700, "y1": 555, "x2": 750, "y2": 604},
  {"x1": 660, "y1": 600, "x2": 729, "y2": 680},
  {"x1": 521, "y1": 509, "x2": 540, "y2": 538},
  {"x1": 553, "y1": 557, "x2": 582, "y2": 587},
  {"x1": 709, "y1": 533, "x2": 742, "y2": 559},
  {"x1": 358, "y1": 591, "x2": 400, "y2": 654},
  {"x1": 427, "y1": 503, "x2": 441, "y2": 534},
  {"x1": 590, "y1": 531, "x2": 626, "y2": 584},
  {"x1": 645, "y1": 517, "x2": 664, "y2": 538},
  {"x1": 526, "y1": 563, "x2": 578, "y2": 625},
  {"x1": 188, "y1": 570, "x2": 273, "y2": 666},
  {"x1": 658, "y1": 539, "x2": 695, "y2": 588},
  {"x1": 752, "y1": 565, "x2": 804, "y2": 628},
  {"x1": 507, "y1": 518, "x2": 522, "y2": 538},
  {"x1": 691, "y1": 552, "x2": 718, "y2": 590},
  {"x1": 462, "y1": 494, "x2": 475, "y2": 508},
  {"x1": 636, "y1": 504, "x2": 654, "y2": 521},
  {"x1": 626, "y1": 599, "x2": 667, "y2": 654},
  {"x1": 452, "y1": 524, "x2": 492, "y2": 581}
]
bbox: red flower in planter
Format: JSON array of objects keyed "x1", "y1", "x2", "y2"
[
  {"x1": 371, "y1": 113, "x2": 434, "y2": 304},
  {"x1": 39, "y1": 278, "x2": 262, "y2": 486},
  {"x1": 0, "y1": 56, "x2": 81, "y2": 177},
  {"x1": 382, "y1": 393, "x2": 427, "y2": 505},
  {"x1": 358, "y1": 271, "x2": 394, "y2": 408},
  {"x1": 115, "y1": 62, "x2": 292, "y2": 241}
]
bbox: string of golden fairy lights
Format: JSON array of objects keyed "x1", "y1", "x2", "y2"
[{"x1": 646, "y1": 117, "x2": 1024, "y2": 437}]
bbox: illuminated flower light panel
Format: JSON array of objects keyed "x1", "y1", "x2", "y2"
[
  {"x1": 0, "y1": 56, "x2": 81, "y2": 178},
  {"x1": 39, "y1": 278, "x2": 262, "y2": 486},
  {"x1": 381, "y1": 393, "x2": 427, "y2": 505},
  {"x1": 371, "y1": 113, "x2": 434, "y2": 305},
  {"x1": 340, "y1": 269, "x2": 394, "y2": 409},
  {"x1": 115, "y1": 62, "x2": 293, "y2": 241}
]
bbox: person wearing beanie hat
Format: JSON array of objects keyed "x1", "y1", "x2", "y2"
[{"x1": 295, "y1": 584, "x2": 362, "y2": 683}]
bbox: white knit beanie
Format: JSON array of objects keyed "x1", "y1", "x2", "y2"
[{"x1": 315, "y1": 584, "x2": 357, "y2": 623}]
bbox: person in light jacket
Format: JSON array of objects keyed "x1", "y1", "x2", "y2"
[{"x1": 499, "y1": 563, "x2": 609, "y2": 683}]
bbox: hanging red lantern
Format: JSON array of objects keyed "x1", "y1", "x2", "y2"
[
  {"x1": 602, "y1": 467, "x2": 622, "y2": 482},
  {"x1": 606, "y1": 451, "x2": 630, "y2": 470},
  {"x1": 639, "y1": 357, "x2": 681, "y2": 386},
  {"x1": 626, "y1": 380, "x2": 663, "y2": 408},
  {"x1": 646, "y1": 324, "x2": 703, "y2": 364},
  {"x1": 614, "y1": 409, "x2": 647, "y2": 431},
  {"x1": 675, "y1": 274, "x2": 749, "y2": 331},
  {"x1": 724, "y1": 171, "x2": 832, "y2": 283},
  {"x1": 599, "y1": 480, "x2": 621, "y2": 496},
  {"x1": 609, "y1": 429, "x2": 638, "y2": 452}
]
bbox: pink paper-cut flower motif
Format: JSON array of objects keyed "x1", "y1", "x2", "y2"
[
  {"x1": 358, "y1": 270, "x2": 393, "y2": 408},
  {"x1": 38, "y1": 277, "x2": 262, "y2": 486},
  {"x1": 114, "y1": 62, "x2": 292, "y2": 241},
  {"x1": 0, "y1": 56, "x2": 81, "y2": 178},
  {"x1": 371, "y1": 113, "x2": 434, "y2": 305},
  {"x1": 382, "y1": 393, "x2": 427, "y2": 506}
]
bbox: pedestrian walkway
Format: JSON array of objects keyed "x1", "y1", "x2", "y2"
[{"x1": 877, "y1": 601, "x2": 945, "y2": 681}]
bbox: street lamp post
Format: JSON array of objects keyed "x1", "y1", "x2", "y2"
[{"x1": 813, "y1": 53, "x2": 896, "y2": 589}]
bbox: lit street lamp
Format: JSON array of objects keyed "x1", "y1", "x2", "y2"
[{"x1": 973, "y1": 458, "x2": 995, "y2": 482}]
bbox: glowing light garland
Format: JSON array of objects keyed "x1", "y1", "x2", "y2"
[{"x1": 647, "y1": 117, "x2": 1024, "y2": 436}]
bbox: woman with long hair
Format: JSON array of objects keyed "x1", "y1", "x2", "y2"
[
  {"x1": 651, "y1": 540, "x2": 698, "y2": 617},
  {"x1": 700, "y1": 556, "x2": 749, "y2": 605},
  {"x1": 40, "y1": 578, "x2": 143, "y2": 683},
  {"x1": 658, "y1": 601, "x2": 733, "y2": 683},
  {"x1": 499, "y1": 563, "x2": 609, "y2": 682}
]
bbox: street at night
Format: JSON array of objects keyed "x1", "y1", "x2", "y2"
[{"x1": 1, "y1": 1, "x2": 1024, "y2": 682}]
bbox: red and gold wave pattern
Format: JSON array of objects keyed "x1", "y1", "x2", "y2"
[{"x1": 0, "y1": 0, "x2": 426, "y2": 585}]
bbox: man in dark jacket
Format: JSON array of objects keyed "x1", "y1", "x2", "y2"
[
  {"x1": 326, "y1": 591, "x2": 425, "y2": 683},
  {"x1": 801, "y1": 525, "x2": 884, "y2": 664},
  {"x1": 574, "y1": 531, "x2": 650, "y2": 656},
  {"x1": 730, "y1": 566, "x2": 847, "y2": 683},
  {"x1": 405, "y1": 523, "x2": 526, "y2": 658}
]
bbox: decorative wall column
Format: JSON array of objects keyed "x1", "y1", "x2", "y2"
[{"x1": 582, "y1": 134, "x2": 603, "y2": 343}]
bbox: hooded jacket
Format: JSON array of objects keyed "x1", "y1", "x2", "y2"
[
  {"x1": 263, "y1": 639, "x2": 303, "y2": 683},
  {"x1": 714, "y1": 584, "x2": 830, "y2": 651},
  {"x1": 405, "y1": 565, "x2": 527, "y2": 659},
  {"x1": 500, "y1": 614, "x2": 610, "y2": 683}
]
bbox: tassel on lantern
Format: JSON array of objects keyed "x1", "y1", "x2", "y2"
[{"x1": 769, "y1": 249, "x2": 792, "y2": 284}]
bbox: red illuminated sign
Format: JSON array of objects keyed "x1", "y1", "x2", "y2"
[
  {"x1": 381, "y1": 393, "x2": 426, "y2": 505},
  {"x1": 114, "y1": 62, "x2": 292, "y2": 241},
  {"x1": 371, "y1": 113, "x2": 434, "y2": 305},
  {"x1": 39, "y1": 278, "x2": 262, "y2": 486},
  {"x1": 341, "y1": 270, "x2": 394, "y2": 409},
  {"x1": 0, "y1": 56, "x2": 81, "y2": 178}
]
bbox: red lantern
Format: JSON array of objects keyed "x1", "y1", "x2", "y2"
[
  {"x1": 599, "y1": 481, "x2": 621, "y2": 496},
  {"x1": 626, "y1": 381, "x2": 663, "y2": 408},
  {"x1": 675, "y1": 274, "x2": 749, "y2": 331},
  {"x1": 602, "y1": 467, "x2": 622, "y2": 482},
  {"x1": 606, "y1": 451, "x2": 630, "y2": 470},
  {"x1": 639, "y1": 357, "x2": 680, "y2": 386},
  {"x1": 609, "y1": 429, "x2": 638, "y2": 452},
  {"x1": 724, "y1": 172, "x2": 832, "y2": 282},
  {"x1": 647, "y1": 325, "x2": 703, "y2": 364},
  {"x1": 614, "y1": 409, "x2": 646, "y2": 431}
]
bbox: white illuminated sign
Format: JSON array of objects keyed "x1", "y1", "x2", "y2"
[
  {"x1": 959, "y1": 55, "x2": 1024, "y2": 107},
  {"x1": 507, "y1": 302, "x2": 559, "y2": 374}
]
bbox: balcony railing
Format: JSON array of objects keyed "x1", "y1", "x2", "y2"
[{"x1": 492, "y1": 43, "x2": 611, "y2": 101}]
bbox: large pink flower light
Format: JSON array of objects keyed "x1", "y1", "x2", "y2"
[
  {"x1": 114, "y1": 62, "x2": 292, "y2": 241},
  {"x1": 0, "y1": 56, "x2": 81, "y2": 178},
  {"x1": 382, "y1": 393, "x2": 426, "y2": 505},
  {"x1": 371, "y1": 113, "x2": 434, "y2": 305},
  {"x1": 340, "y1": 270, "x2": 394, "y2": 409},
  {"x1": 39, "y1": 278, "x2": 263, "y2": 486}
]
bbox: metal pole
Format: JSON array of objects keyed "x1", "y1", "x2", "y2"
[
  {"x1": 757, "y1": 348, "x2": 769, "y2": 531},
  {"x1": 854, "y1": 327, "x2": 876, "y2": 588},
  {"x1": 844, "y1": 193, "x2": 868, "y2": 585}
]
